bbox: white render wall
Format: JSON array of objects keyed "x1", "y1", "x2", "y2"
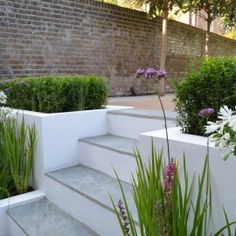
[
  {"x1": 18, "y1": 106, "x2": 131, "y2": 189},
  {"x1": 108, "y1": 112, "x2": 176, "y2": 139},
  {"x1": 139, "y1": 127, "x2": 236, "y2": 233}
]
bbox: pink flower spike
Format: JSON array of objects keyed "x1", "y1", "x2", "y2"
[{"x1": 163, "y1": 159, "x2": 176, "y2": 196}]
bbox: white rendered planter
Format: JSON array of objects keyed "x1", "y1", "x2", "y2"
[
  {"x1": 139, "y1": 127, "x2": 236, "y2": 232},
  {"x1": 0, "y1": 190, "x2": 45, "y2": 236}
]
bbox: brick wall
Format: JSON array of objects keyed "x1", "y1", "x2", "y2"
[{"x1": 1, "y1": 0, "x2": 236, "y2": 96}]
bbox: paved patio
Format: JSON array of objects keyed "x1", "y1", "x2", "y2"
[{"x1": 108, "y1": 93, "x2": 175, "y2": 111}]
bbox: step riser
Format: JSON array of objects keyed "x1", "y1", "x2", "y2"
[
  {"x1": 43, "y1": 176, "x2": 123, "y2": 236},
  {"x1": 108, "y1": 114, "x2": 176, "y2": 139},
  {"x1": 78, "y1": 142, "x2": 136, "y2": 183},
  {"x1": 8, "y1": 217, "x2": 27, "y2": 236}
]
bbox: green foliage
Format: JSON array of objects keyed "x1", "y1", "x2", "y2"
[
  {"x1": 2, "y1": 75, "x2": 108, "y2": 113},
  {"x1": 0, "y1": 80, "x2": 33, "y2": 111},
  {"x1": 0, "y1": 124, "x2": 13, "y2": 199},
  {"x1": 2, "y1": 118, "x2": 36, "y2": 194},
  {"x1": 29, "y1": 77, "x2": 64, "y2": 113},
  {"x1": 84, "y1": 76, "x2": 108, "y2": 110},
  {"x1": 224, "y1": 29, "x2": 236, "y2": 40},
  {"x1": 0, "y1": 113, "x2": 14, "y2": 199},
  {"x1": 132, "y1": 0, "x2": 186, "y2": 18},
  {"x1": 112, "y1": 144, "x2": 236, "y2": 235},
  {"x1": 175, "y1": 57, "x2": 236, "y2": 135},
  {"x1": 0, "y1": 116, "x2": 36, "y2": 199},
  {"x1": 62, "y1": 78, "x2": 88, "y2": 112},
  {"x1": 181, "y1": 1, "x2": 235, "y2": 55},
  {"x1": 100, "y1": 0, "x2": 138, "y2": 10},
  {"x1": 221, "y1": 2, "x2": 236, "y2": 30},
  {"x1": 131, "y1": 147, "x2": 166, "y2": 235},
  {"x1": 184, "y1": 0, "x2": 235, "y2": 25}
]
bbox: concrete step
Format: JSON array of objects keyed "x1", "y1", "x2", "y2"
[
  {"x1": 7, "y1": 198, "x2": 99, "y2": 236},
  {"x1": 0, "y1": 190, "x2": 45, "y2": 236},
  {"x1": 44, "y1": 165, "x2": 137, "y2": 236},
  {"x1": 80, "y1": 134, "x2": 137, "y2": 156},
  {"x1": 78, "y1": 134, "x2": 138, "y2": 182},
  {"x1": 108, "y1": 108, "x2": 177, "y2": 139}
]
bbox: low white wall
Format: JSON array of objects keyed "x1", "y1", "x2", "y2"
[
  {"x1": 18, "y1": 106, "x2": 131, "y2": 189},
  {"x1": 139, "y1": 127, "x2": 236, "y2": 233},
  {"x1": 0, "y1": 190, "x2": 45, "y2": 236}
]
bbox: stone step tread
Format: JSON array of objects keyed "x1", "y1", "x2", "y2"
[
  {"x1": 108, "y1": 108, "x2": 177, "y2": 120},
  {"x1": 46, "y1": 165, "x2": 137, "y2": 221},
  {"x1": 79, "y1": 134, "x2": 138, "y2": 156},
  {"x1": 7, "y1": 198, "x2": 99, "y2": 236}
]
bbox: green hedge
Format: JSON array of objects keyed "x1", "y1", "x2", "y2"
[
  {"x1": 1, "y1": 75, "x2": 108, "y2": 113},
  {"x1": 175, "y1": 57, "x2": 236, "y2": 135}
]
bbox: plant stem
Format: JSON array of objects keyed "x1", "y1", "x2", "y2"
[{"x1": 157, "y1": 95, "x2": 170, "y2": 163}]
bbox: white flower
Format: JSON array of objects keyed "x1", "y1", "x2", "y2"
[
  {"x1": 218, "y1": 133, "x2": 231, "y2": 148},
  {"x1": 205, "y1": 121, "x2": 220, "y2": 134},
  {"x1": 0, "y1": 106, "x2": 11, "y2": 114},
  {"x1": 228, "y1": 116, "x2": 236, "y2": 131},
  {"x1": 205, "y1": 105, "x2": 236, "y2": 160},
  {"x1": 6, "y1": 110, "x2": 17, "y2": 119},
  {"x1": 223, "y1": 133, "x2": 230, "y2": 141},
  {"x1": 218, "y1": 105, "x2": 233, "y2": 120},
  {"x1": 0, "y1": 106, "x2": 17, "y2": 122},
  {"x1": 0, "y1": 91, "x2": 7, "y2": 104}
]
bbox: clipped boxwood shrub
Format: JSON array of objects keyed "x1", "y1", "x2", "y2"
[
  {"x1": 1, "y1": 75, "x2": 108, "y2": 113},
  {"x1": 0, "y1": 80, "x2": 33, "y2": 111},
  {"x1": 175, "y1": 57, "x2": 236, "y2": 135},
  {"x1": 84, "y1": 76, "x2": 108, "y2": 110}
]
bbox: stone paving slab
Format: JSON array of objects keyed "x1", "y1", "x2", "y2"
[
  {"x1": 80, "y1": 134, "x2": 138, "y2": 156},
  {"x1": 108, "y1": 108, "x2": 177, "y2": 120},
  {"x1": 46, "y1": 165, "x2": 138, "y2": 222},
  {"x1": 7, "y1": 198, "x2": 99, "y2": 236},
  {"x1": 108, "y1": 94, "x2": 175, "y2": 111}
]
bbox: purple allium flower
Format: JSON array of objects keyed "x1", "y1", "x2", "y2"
[
  {"x1": 163, "y1": 159, "x2": 176, "y2": 196},
  {"x1": 136, "y1": 68, "x2": 167, "y2": 79},
  {"x1": 198, "y1": 108, "x2": 215, "y2": 119},
  {"x1": 117, "y1": 199, "x2": 130, "y2": 236},
  {"x1": 135, "y1": 68, "x2": 145, "y2": 77},
  {"x1": 156, "y1": 69, "x2": 167, "y2": 79},
  {"x1": 144, "y1": 67, "x2": 157, "y2": 79}
]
